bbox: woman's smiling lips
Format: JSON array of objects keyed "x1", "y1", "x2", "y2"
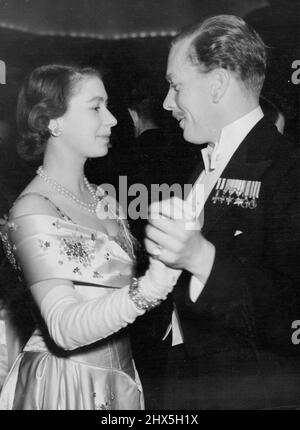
[{"x1": 97, "y1": 134, "x2": 111, "y2": 140}]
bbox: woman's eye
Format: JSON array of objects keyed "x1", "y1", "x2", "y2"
[{"x1": 93, "y1": 106, "x2": 100, "y2": 112}]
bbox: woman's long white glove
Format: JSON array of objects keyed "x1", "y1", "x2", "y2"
[
  {"x1": 138, "y1": 257, "x2": 180, "y2": 301},
  {"x1": 40, "y1": 258, "x2": 179, "y2": 351}
]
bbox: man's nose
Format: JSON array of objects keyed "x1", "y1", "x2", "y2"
[{"x1": 163, "y1": 88, "x2": 176, "y2": 111}]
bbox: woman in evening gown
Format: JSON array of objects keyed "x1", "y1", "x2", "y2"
[{"x1": 0, "y1": 64, "x2": 177, "y2": 410}]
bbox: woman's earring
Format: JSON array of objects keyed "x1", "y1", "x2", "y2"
[{"x1": 49, "y1": 126, "x2": 62, "y2": 137}]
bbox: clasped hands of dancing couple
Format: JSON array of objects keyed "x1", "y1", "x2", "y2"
[{"x1": 145, "y1": 197, "x2": 215, "y2": 283}]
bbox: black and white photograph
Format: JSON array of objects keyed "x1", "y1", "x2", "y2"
[{"x1": 0, "y1": 0, "x2": 299, "y2": 413}]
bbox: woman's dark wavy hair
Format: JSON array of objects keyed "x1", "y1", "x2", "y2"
[
  {"x1": 173, "y1": 15, "x2": 267, "y2": 96},
  {"x1": 17, "y1": 64, "x2": 101, "y2": 160}
]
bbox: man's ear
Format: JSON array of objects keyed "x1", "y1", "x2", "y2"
[
  {"x1": 128, "y1": 108, "x2": 139, "y2": 125},
  {"x1": 211, "y1": 69, "x2": 230, "y2": 104}
]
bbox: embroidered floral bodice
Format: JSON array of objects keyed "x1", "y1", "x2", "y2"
[
  {"x1": 0, "y1": 192, "x2": 137, "y2": 350},
  {"x1": 0, "y1": 190, "x2": 136, "y2": 285},
  {"x1": 1, "y1": 214, "x2": 134, "y2": 287}
]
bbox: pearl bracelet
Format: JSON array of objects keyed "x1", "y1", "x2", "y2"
[{"x1": 129, "y1": 277, "x2": 162, "y2": 311}]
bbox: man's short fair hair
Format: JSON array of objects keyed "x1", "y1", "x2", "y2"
[{"x1": 173, "y1": 15, "x2": 267, "y2": 95}]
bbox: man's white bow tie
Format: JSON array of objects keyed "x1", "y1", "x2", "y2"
[{"x1": 202, "y1": 142, "x2": 220, "y2": 172}]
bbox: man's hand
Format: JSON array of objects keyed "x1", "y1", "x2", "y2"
[{"x1": 144, "y1": 198, "x2": 215, "y2": 280}]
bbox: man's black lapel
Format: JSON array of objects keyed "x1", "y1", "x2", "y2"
[{"x1": 202, "y1": 118, "x2": 274, "y2": 236}]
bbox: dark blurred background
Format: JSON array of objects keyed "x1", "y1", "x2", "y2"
[{"x1": 0, "y1": 0, "x2": 299, "y2": 198}]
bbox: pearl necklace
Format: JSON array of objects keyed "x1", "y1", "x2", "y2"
[{"x1": 36, "y1": 166, "x2": 98, "y2": 213}]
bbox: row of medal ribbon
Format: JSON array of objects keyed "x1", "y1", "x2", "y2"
[{"x1": 212, "y1": 178, "x2": 261, "y2": 209}]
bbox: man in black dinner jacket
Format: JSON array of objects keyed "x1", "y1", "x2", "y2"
[{"x1": 145, "y1": 15, "x2": 300, "y2": 409}]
